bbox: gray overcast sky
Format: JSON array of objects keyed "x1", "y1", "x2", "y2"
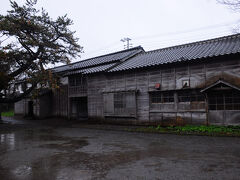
[{"x1": 1, "y1": 0, "x2": 240, "y2": 63}]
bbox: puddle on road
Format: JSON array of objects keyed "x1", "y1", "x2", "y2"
[
  {"x1": 0, "y1": 127, "x2": 91, "y2": 180},
  {"x1": 0, "y1": 129, "x2": 171, "y2": 180},
  {"x1": 13, "y1": 165, "x2": 32, "y2": 177},
  {"x1": 39, "y1": 139, "x2": 89, "y2": 151},
  {"x1": 0, "y1": 133, "x2": 16, "y2": 153},
  {"x1": 1, "y1": 127, "x2": 238, "y2": 180}
]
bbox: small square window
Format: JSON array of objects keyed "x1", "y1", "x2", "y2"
[
  {"x1": 151, "y1": 92, "x2": 162, "y2": 103},
  {"x1": 182, "y1": 80, "x2": 190, "y2": 88}
]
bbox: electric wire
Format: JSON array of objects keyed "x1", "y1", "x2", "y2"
[{"x1": 80, "y1": 20, "x2": 238, "y2": 59}]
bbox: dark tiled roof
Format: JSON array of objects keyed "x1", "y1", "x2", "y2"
[
  {"x1": 52, "y1": 64, "x2": 71, "y2": 73},
  {"x1": 109, "y1": 33, "x2": 240, "y2": 72},
  {"x1": 70, "y1": 46, "x2": 143, "y2": 70},
  {"x1": 65, "y1": 62, "x2": 117, "y2": 75},
  {"x1": 51, "y1": 46, "x2": 143, "y2": 73}
]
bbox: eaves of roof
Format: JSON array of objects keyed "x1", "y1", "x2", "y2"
[
  {"x1": 200, "y1": 79, "x2": 240, "y2": 93},
  {"x1": 51, "y1": 46, "x2": 144, "y2": 74}
]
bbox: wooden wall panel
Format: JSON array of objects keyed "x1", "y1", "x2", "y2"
[
  {"x1": 136, "y1": 91, "x2": 149, "y2": 122},
  {"x1": 178, "y1": 103, "x2": 191, "y2": 111},
  {"x1": 115, "y1": 74, "x2": 125, "y2": 90},
  {"x1": 87, "y1": 75, "x2": 105, "y2": 118},
  {"x1": 125, "y1": 72, "x2": 136, "y2": 90},
  {"x1": 69, "y1": 56, "x2": 240, "y2": 125},
  {"x1": 52, "y1": 85, "x2": 68, "y2": 118},
  {"x1": 190, "y1": 73, "x2": 205, "y2": 88},
  {"x1": 176, "y1": 112, "x2": 192, "y2": 124},
  {"x1": 149, "y1": 112, "x2": 162, "y2": 124},
  {"x1": 191, "y1": 112, "x2": 206, "y2": 125},
  {"x1": 14, "y1": 100, "x2": 25, "y2": 115},
  {"x1": 148, "y1": 70, "x2": 161, "y2": 90},
  {"x1": 136, "y1": 72, "x2": 149, "y2": 92}
]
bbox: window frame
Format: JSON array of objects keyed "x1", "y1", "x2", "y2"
[
  {"x1": 208, "y1": 90, "x2": 240, "y2": 111},
  {"x1": 150, "y1": 91, "x2": 174, "y2": 104},
  {"x1": 178, "y1": 90, "x2": 205, "y2": 103},
  {"x1": 114, "y1": 93, "x2": 126, "y2": 109},
  {"x1": 103, "y1": 91, "x2": 137, "y2": 117},
  {"x1": 69, "y1": 76, "x2": 87, "y2": 87}
]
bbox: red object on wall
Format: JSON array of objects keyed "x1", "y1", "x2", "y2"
[{"x1": 155, "y1": 83, "x2": 161, "y2": 89}]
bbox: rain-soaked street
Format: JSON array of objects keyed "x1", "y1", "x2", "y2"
[{"x1": 0, "y1": 118, "x2": 240, "y2": 180}]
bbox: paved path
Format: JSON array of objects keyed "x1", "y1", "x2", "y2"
[{"x1": 0, "y1": 118, "x2": 240, "y2": 180}]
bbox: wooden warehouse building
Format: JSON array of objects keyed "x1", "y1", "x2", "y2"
[{"x1": 15, "y1": 34, "x2": 240, "y2": 125}]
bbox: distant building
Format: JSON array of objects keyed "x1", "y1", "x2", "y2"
[{"x1": 15, "y1": 34, "x2": 240, "y2": 125}]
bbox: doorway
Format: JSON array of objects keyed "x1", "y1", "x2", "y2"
[
  {"x1": 28, "y1": 101, "x2": 34, "y2": 117},
  {"x1": 71, "y1": 97, "x2": 88, "y2": 120}
]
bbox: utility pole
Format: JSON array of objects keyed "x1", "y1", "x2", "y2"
[{"x1": 121, "y1": 37, "x2": 132, "y2": 49}]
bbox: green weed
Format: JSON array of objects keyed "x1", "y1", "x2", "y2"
[
  {"x1": 134, "y1": 124, "x2": 240, "y2": 136},
  {"x1": 1, "y1": 111, "x2": 14, "y2": 117}
]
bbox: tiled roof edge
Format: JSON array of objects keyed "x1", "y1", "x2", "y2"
[
  {"x1": 143, "y1": 33, "x2": 240, "y2": 55},
  {"x1": 70, "y1": 46, "x2": 144, "y2": 66},
  {"x1": 51, "y1": 46, "x2": 144, "y2": 73},
  {"x1": 105, "y1": 49, "x2": 144, "y2": 72}
]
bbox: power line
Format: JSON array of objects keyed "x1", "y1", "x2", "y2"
[
  {"x1": 81, "y1": 21, "x2": 238, "y2": 59},
  {"x1": 132, "y1": 20, "x2": 238, "y2": 40},
  {"x1": 81, "y1": 44, "x2": 123, "y2": 59},
  {"x1": 85, "y1": 40, "x2": 120, "y2": 55},
  {"x1": 138, "y1": 30, "x2": 233, "y2": 50},
  {"x1": 141, "y1": 29, "x2": 231, "y2": 45}
]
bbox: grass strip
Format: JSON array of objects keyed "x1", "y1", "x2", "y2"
[
  {"x1": 127, "y1": 125, "x2": 240, "y2": 137},
  {"x1": 1, "y1": 111, "x2": 14, "y2": 117}
]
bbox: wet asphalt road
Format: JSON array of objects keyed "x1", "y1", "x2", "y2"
[{"x1": 0, "y1": 118, "x2": 240, "y2": 180}]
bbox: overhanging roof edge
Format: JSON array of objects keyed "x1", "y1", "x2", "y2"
[{"x1": 200, "y1": 79, "x2": 240, "y2": 93}]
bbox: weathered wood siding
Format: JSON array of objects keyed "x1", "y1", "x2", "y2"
[
  {"x1": 87, "y1": 74, "x2": 105, "y2": 120},
  {"x1": 14, "y1": 99, "x2": 28, "y2": 115},
  {"x1": 52, "y1": 85, "x2": 68, "y2": 117},
  {"x1": 14, "y1": 99, "x2": 25, "y2": 115},
  {"x1": 86, "y1": 56, "x2": 240, "y2": 125}
]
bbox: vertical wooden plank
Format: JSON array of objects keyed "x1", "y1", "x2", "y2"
[
  {"x1": 102, "y1": 93, "x2": 113, "y2": 115},
  {"x1": 126, "y1": 92, "x2": 136, "y2": 116}
]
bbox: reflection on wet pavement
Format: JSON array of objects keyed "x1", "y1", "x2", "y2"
[
  {"x1": 0, "y1": 133, "x2": 15, "y2": 152},
  {"x1": 0, "y1": 122, "x2": 240, "y2": 180},
  {"x1": 0, "y1": 127, "x2": 92, "y2": 180}
]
